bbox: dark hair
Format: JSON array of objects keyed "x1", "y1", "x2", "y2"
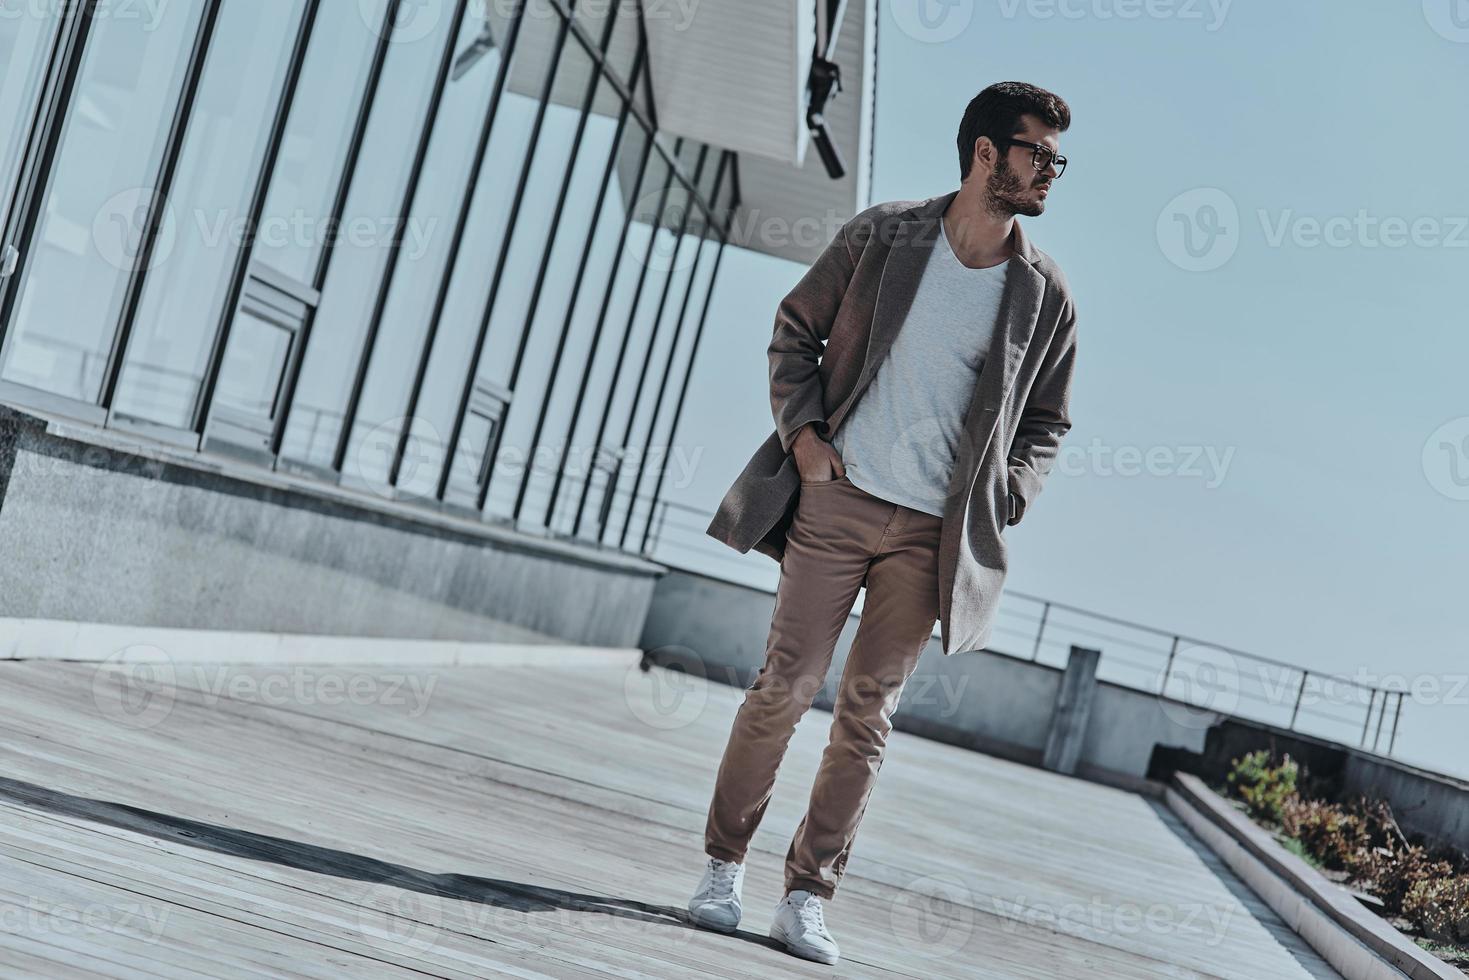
[{"x1": 957, "y1": 81, "x2": 1071, "y2": 181}]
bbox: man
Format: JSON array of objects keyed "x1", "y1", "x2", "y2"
[{"x1": 691, "y1": 81, "x2": 1079, "y2": 965}]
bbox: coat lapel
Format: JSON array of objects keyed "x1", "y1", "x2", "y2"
[
  {"x1": 823, "y1": 195, "x2": 942, "y2": 435},
  {"x1": 826, "y1": 188, "x2": 1047, "y2": 457},
  {"x1": 948, "y1": 219, "x2": 1046, "y2": 493}
]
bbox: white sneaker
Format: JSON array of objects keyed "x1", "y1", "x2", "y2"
[
  {"x1": 688, "y1": 857, "x2": 744, "y2": 932},
  {"x1": 770, "y1": 889, "x2": 839, "y2": 964}
]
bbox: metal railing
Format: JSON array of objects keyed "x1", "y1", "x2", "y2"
[{"x1": 638, "y1": 493, "x2": 1410, "y2": 759}]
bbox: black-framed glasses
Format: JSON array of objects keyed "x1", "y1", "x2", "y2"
[{"x1": 1006, "y1": 137, "x2": 1067, "y2": 178}]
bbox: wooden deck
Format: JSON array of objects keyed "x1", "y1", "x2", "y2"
[{"x1": 0, "y1": 651, "x2": 1341, "y2": 978}]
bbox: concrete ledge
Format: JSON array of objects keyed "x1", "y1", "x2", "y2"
[
  {"x1": 0, "y1": 618, "x2": 643, "y2": 668},
  {"x1": 0, "y1": 401, "x2": 661, "y2": 647},
  {"x1": 1167, "y1": 772, "x2": 1457, "y2": 980}
]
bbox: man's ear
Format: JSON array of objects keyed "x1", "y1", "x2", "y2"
[{"x1": 971, "y1": 135, "x2": 996, "y2": 175}]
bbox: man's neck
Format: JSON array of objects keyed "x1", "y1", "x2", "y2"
[{"x1": 942, "y1": 182, "x2": 1015, "y2": 270}]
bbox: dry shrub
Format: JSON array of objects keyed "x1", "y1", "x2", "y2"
[
  {"x1": 1280, "y1": 796, "x2": 1370, "y2": 871},
  {"x1": 1404, "y1": 876, "x2": 1469, "y2": 945},
  {"x1": 1351, "y1": 844, "x2": 1456, "y2": 916}
]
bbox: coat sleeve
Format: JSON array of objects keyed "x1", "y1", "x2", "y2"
[
  {"x1": 1007, "y1": 302, "x2": 1077, "y2": 524},
  {"x1": 768, "y1": 221, "x2": 858, "y2": 454}
]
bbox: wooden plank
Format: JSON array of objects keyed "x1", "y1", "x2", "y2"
[{"x1": 0, "y1": 658, "x2": 1341, "y2": 979}]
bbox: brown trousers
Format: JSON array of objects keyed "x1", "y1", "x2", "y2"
[{"x1": 703, "y1": 472, "x2": 943, "y2": 899}]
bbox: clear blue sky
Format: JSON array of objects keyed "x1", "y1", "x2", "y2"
[{"x1": 665, "y1": 0, "x2": 1469, "y2": 778}]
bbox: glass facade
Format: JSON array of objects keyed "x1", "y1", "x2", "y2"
[{"x1": 0, "y1": 0, "x2": 737, "y2": 557}]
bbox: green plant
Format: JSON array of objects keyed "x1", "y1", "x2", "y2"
[
  {"x1": 1404, "y1": 876, "x2": 1469, "y2": 945},
  {"x1": 1227, "y1": 750, "x2": 1300, "y2": 825},
  {"x1": 1277, "y1": 834, "x2": 1322, "y2": 869}
]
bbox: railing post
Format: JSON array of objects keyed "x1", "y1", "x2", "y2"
[
  {"x1": 1288, "y1": 670, "x2": 1309, "y2": 730},
  {"x1": 1160, "y1": 635, "x2": 1180, "y2": 695},
  {"x1": 1360, "y1": 689, "x2": 1377, "y2": 747},
  {"x1": 645, "y1": 499, "x2": 670, "y2": 556},
  {"x1": 1031, "y1": 601, "x2": 1050, "y2": 662},
  {"x1": 1372, "y1": 688, "x2": 1389, "y2": 752},
  {"x1": 1387, "y1": 691, "x2": 1404, "y2": 755}
]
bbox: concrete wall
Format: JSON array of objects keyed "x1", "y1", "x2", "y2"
[
  {"x1": 0, "y1": 404, "x2": 661, "y2": 649},
  {"x1": 1152, "y1": 716, "x2": 1469, "y2": 856},
  {"x1": 642, "y1": 566, "x2": 1216, "y2": 791},
  {"x1": 643, "y1": 567, "x2": 1469, "y2": 846}
]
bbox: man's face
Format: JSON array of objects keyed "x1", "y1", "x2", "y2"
[{"x1": 984, "y1": 115, "x2": 1062, "y2": 218}]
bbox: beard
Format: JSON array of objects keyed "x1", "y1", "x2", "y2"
[{"x1": 985, "y1": 155, "x2": 1045, "y2": 218}]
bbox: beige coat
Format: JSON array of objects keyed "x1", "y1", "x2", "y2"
[{"x1": 705, "y1": 188, "x2": 1078, "y2": 655}]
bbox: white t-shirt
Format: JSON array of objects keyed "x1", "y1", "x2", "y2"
[{"x1": 831, "y1": 218, "x2": 1009, "y2": 516}]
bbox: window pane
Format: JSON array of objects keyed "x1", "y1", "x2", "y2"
[
  {"x1": 552, "y1": 134, "x2": 669, "y2": 540},
  {"x1": 609, "y1": 187, "x2": 702, "y2": 545},
  {"x1": 574, "y1": 149, "x2": 676, "y2": 535},
  {"x1": 399, "y1": 3, "x2": 554, "y2": 498},
  {"x1": 111, "y1": 0, "x2": 310, "y2": 429},
  {"x1": 0, "y1": 9, "x2": 61, "y2": 235},
  {"x1": 0, "y1": 0, "x2": 204, "y2": 402},
  {"x1": 252, "y1": 0, "x2": 390, "y2": 286},
  {"x1": 277, "y1": 0, "x2": 459, "y2": 469},
  {"x1": 485, "y1": 59, "x2": 622, "y2": 522},
  {"x1": 215, "y1": 307, "x2": 292, "y2": 418},
  {"x1": 472, "y1": 23, "x2": 600, "y2": 518},
  {"x1": 341, "y1": 4, "x2": 510, "y2": 492}
]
